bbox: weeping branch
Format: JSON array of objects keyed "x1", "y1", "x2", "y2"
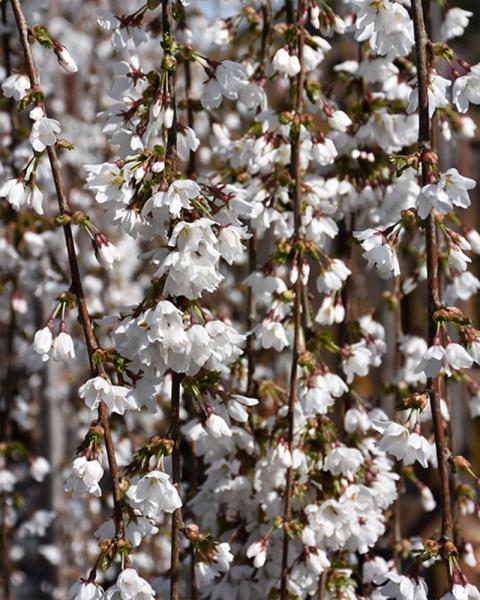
[
  {"x1": 9, "y1": 0, "x2": 125, "y2": 542},
  {"x1": 411, "y1": 0, "x2": 454, "y2": 556},
  {"x1": 280, "y1": 0, "x2": 305, "y2": 596}
]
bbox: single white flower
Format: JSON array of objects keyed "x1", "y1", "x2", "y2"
[
  {"x1": 30, "y1": 457, "x2": 51, "y2": 482},
  {"x1": 440, "y1": 8, "x2": 473, "y2": 41},
  {"x1": 227, "y1": 395, "x2": 258, "y2": 423},
  {"x1": 408, "y1": 72, "x2": 451, "y2": 118},
  {"x1": 52, "y1": 331, "x2": 75, "y2": 361},
  {"x1": 163, "y1": 179, "x2": 201, "y2": 216},
  {"x1": 29, "y1": 106, "x2": 61, "y2": 152},
  {"x1": 419, "y1": 485, "x2": 436, "y2": 512},
  {"x1": 327, "y1": 110, "x2": 352, "y2": 132},
  {"x1": 200, "y1": 60, "x2": 247, "y2": 109},
  {"x1": 127, "y1": 471, "x2": 182, "y2": 517},
  {"x1": 342, "y1": 342, "x2": 372, "y2": 383},
  {"x1": 376, "y1": 421, "x2": 431, "y2": 468},
  {"x1": 195, "y1": 543, "x2": 233, "y2": 588},
  {"x1": 32, "y1": 326, "x2": 53, "y2": 358},
  {"x1": 362, "y1": 555, "x2": 389, "y2": 584},
  {"x1": 312, "y1": 138, "x2": 337, "y2": 166},
  {"x1": 272, "y1": 47, "x2": 301, "y2": 77},
  {"x1": 54, "y1": 43, "x2": 78, "y2": 74},
  {"x1": 256, "y1": 320, "x2": 289, "y2": 352},
  {"x1": 68, "y1": 581, "x2": 104, "y2": 600},
  {"x1": 0, "y1": 470, "x2": 16, "y2": 492},
  {"x1": 2, "y1": 73, "x2": 30, "y2": 101},
  {"x1": 323, "y1": 447, "x2": 364, "y2": 478},
  {"x1": 453, "y1": 64, "x2": 480, "y2": 114},
  {"x1": 205, "y1": 412, "x2": 232, "y2": 438},
  {"x1": 376, "y1": 571, "x2": 428, "y2": 600},
  {"x1": 177, "y1": 126, "x2": 200, "y2": 161},
  {"x1": 246, "y1": 539, "x2": 268, "y2": 568},
  {"x1": 94, "y1": 234, "x2": 121, "y2": 271},
  {"x1": 354, "y1": 229, "x2": 400, "y2": 278},
  {"x1": 104, "y1": 569, "x2": 155, "y2": 600},
  {"x1": 65, "y1": 457, "x2": 104, "y2": 498},
  {"x1": 78, "y1": 376, "x2": 138, "y2": 415},
  {"x1": 217, "y1": 225, "x2": 247, "y2": 265},
  {"x1": 305, "y1": 547, "x2": 330, "y2": 575},
  {"x1": 316, "y1": 259, "x2": 350, "y2": 292}
]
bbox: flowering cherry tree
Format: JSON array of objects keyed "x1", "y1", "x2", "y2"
[{"x1": 1, "y1": 0, "x2": 480, "y2": 598}]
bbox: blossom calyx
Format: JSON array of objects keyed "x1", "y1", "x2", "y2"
[{"x1": 441, "y1": 540, "x2": 459, "y2": 562}]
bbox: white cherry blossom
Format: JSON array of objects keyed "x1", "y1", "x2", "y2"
[
  {"x1": 127, "y1": 471, "x2": 182, "y2": 517},
  {"x1": 78, "y1": 376, "x2": 138, "y2": 415},
  {"x1": 65, "y1": 457, "x2": 104, "y2": 498}
]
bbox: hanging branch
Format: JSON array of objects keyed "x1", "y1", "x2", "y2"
[
  {"x1": 183, "y1": 51, "x2": 195, "y2": 177},
  {"x1": 410, "y1": 0, "x2": 454, "y2": 552},
  {"x1": 0, "y1": 299, "x2": 14, "y2": 600},
  {"x1": 246, "y1": 0, "x2": 272, "y2": 399},
  {"x1": 161, "y1": 1, "x2": 183, "y2": 598},
  {"x1": 1, "y1": 3, "x2": 15, "y2": 596},
  {"x1": 279, "y1": 0, "x2": 305, "y2": 597},
  {"x1": 9, "y1": 0, "x2": 125, "y2": 542},
  {"x1": 178, "y1": 12, "x2": 197, "y2": 599},
  {"x1": 392, "y1": 277, "x2": 404, "y2": 567}
]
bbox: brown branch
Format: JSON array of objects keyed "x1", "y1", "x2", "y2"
[
  {"x1": 411, "y1": 0, "x2": 454, "y2": 549},
  {"x1": 9, "y1": 0, "x2": 124, "y2": 541},
  {"x1": 280, "y1": 0, "x2": 305, "y2": 597}
]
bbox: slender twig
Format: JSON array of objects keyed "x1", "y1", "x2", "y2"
[
  {"x1": 410, "y1": 0, "x2": 454, "y2": 549},
  {"x1": 280, "y1": 0, "x2": 305, "y2": 597},
  {"x1": 9, "y1": 0, "x2": 124, "y2": 541}
]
